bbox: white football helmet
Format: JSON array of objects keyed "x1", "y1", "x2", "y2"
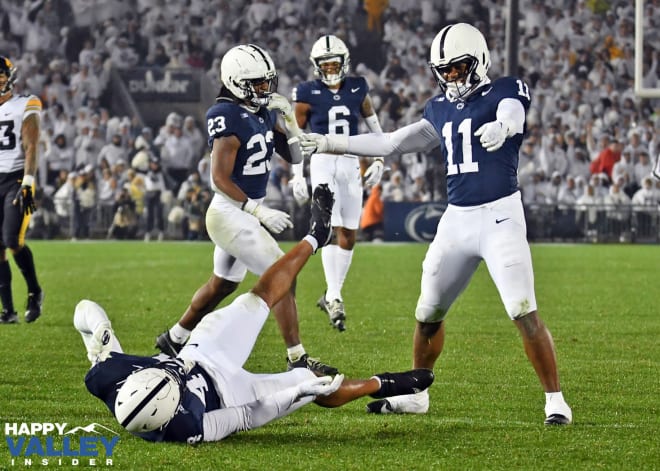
[
  {"x1": 310, "y1": 35, "x2": 350, "y2": 86},
  {"x1": 115, "y1": 367, "x2": 183, "y2": 433},
  {"x1": 220, "y1": 44, "x2": 277, "y2": 109},
  {"x1": 428, "y1": 23, "x2": 491, "y2": 100}
]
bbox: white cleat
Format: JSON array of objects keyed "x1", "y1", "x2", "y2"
[
  {"x1": 544, "y1": 396, "x2": 572, "y2": 425},
  {"x1": 366, "y1": 389, "x2": 429, "y2": 414},
  {"x1": 88, "y1": 323, "x2": 114, "y2": 365}
]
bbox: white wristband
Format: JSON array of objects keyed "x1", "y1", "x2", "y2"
[
  {"x1": 364, "y1": 114, "x2": 383, "y2": 133},
  {"x1": 22, "y1": 175, "x2": 34, "y2": 187}
]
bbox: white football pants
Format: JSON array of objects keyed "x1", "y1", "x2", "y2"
[{"x1": 415, "y1": 191, "x2": 537, "y2": 322}]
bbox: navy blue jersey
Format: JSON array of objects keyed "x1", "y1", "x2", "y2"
[
  {"x1": 423, "y1": 76, "x2": 531, "y2": 206},
  {"x1": 205, "y1": 99, "x2": 278, "y2": 199},
  {"x1": 292, "y1": 76, "x2": 368, "y2": 135},
  {"x1": 85, "y1": 353, "x2": 222, "y2": 444}
]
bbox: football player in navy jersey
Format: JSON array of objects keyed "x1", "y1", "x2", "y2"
[
  {"x1": 76, "y1": 185, "x2": 434, "y2": 443},
  {"x1": 291, "y1": 35, "x2": 385, "y2": 331},
  {"x1": 300, "y1": 23, "x2": 572, "y2": 425},
  {"x1": 155, "y1": 44, "x2": 337, "y2": 376}
]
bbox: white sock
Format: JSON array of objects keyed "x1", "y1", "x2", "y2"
[
  {"x1": 169, "y1": 323, "x2": 191, "y2": 344},
  {"x1": 321, "y1": 245, "x2": 339, "y2": 300},
  {"x1": 332, "y1": 246, "x2": 353, "y2": 300},
  {"x1": 287, "y1": 344, "x2": 306, "y2": 362}
]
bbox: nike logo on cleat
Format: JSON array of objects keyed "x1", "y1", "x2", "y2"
[{"x1": 495, "y1": 218, "x2": 510, "y2": 224}]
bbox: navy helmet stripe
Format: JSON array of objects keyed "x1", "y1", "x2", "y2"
[
  {"x1": 119, "y1": 375, "x2": 171, "y2": 428},
  {"x1": 246, "y1": 44, "x2": 271, "y2": 71},
  {"x1": 438, "y1": 25, "x2": 452, "y2": 60}
]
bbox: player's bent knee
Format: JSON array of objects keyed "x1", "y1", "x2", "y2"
[
  {"x1": 415, "y1": 303, "x2": 447, "y2": 324},
  {"x1": 73, "y1": 300, "x2": 104, "y2": 329},
  {"x1": 506, "y1": 298, "x2": 537, "y2": 320}
]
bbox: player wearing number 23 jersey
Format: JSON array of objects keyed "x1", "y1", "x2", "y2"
[
  {"x1": 301, "y1": 23, "x2": 572, "y2": 425},
  {"x1": 155, "y1": 44, "x2": 337, "y2": 378}
]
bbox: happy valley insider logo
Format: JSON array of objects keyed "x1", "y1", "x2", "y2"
[
  {"x1": 404, "y1": 203, "x2": 446, "y2": 242},
  {"x1": 4, "y1": 422, "x2": 119, "y2": 467}
]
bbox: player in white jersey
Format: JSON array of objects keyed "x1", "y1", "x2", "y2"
[
  {"x1": 300, "y1": 24, "x2": 572, "y2": 425},
  {"x1": 0, "y1": 56, "x2": 44, "y2": 324},
  {"x1": 291, "y1": 35, "x2": 385, "y2": 331}
]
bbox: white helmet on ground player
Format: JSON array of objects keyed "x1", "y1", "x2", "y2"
[
  {"x1": 428, "y1": 23, "x2": 491, "y2": 100},
  {"x1": 114, "y1": 365, "x2": 184, "y2": 433},
  {"x1": 310, "y1": 35, "x2": 350, "y2": 86},
  {"x1": 220, "y1": 44, "x2": 278, "y2": 109}
]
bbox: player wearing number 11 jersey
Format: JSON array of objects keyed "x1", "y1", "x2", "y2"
[
  {"x1": 155, "y1": 44, "x2": 337, "y2": 377},
  {"x1": 300, "y1": 23, "x2": 572, "y2": 425}
]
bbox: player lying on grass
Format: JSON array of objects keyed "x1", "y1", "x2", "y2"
[{"x1": 74, "y1": 185, "x2": 434, "y2": 443}]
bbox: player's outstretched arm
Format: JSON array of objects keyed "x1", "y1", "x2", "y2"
[{"x1": 300, "y1": 119, "x2": 441, "y2": 158}]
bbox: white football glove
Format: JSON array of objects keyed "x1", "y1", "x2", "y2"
[
  {"x1": 243, "y1": 199, "x2": 293, "y2": 234},
  {"x1": 474, "y1": 119, "x2": 514, "y2": 152},
  {"x1": 297, "y1": 374, "x2": 344, "y2": 397},
  {"x1": 267, "y1": 93, "x2": 301, "y2": 137},
  {"x1": 299, "y1": 133, "x2": 349, "y2": 158},
  {"x1": 289, "y1": 163, "x2": 309, "y2": 206},
  {"x1": 363, "y1": 159, "x2": 385, "y2": 187}
]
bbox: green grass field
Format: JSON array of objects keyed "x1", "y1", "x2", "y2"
[{"x1": 0, "y1": 241, "x2": 658, "y2": 470}]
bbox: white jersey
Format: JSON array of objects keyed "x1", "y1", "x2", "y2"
[{"x1": 0, "y1": 94, "x2": 42, "y2": 173}]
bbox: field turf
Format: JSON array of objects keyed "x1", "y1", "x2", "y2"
[{"x1": 0, "y1": 241, "x2": 657, "y2": 470}]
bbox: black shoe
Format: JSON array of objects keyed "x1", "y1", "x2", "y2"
[
  {"x1": 25, "y1": 291, "x2": 44, "y2": 323},
  {"x1": 155, "y1": 331, "x2": 184, "y2": 357},
  {"x1": 544, "y1": 414, "x2": 571, "y2": 425},
  {"x1": 366, "y1": 399, "x2": 394, "y2": 414},
  {"x1": 0, "y1": 310, "x2": 18, "y2": 324},
  {"x1": 370, "y1": 368, "x2": 434, "y2": 399},
  {"x1": 308, "y1": 184, "x2": 334, "y2": 250},
  {"x1": 287, "y1": 353, "x2": 338, "y2": 376}
]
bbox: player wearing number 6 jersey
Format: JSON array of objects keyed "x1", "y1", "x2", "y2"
[
  {"x1": 291, "y1": 35, "x2": 385, "y2": 332},
  {"x1": 156, "y1": 44, "x2": 337, "y2": 377},
  {"x1": 0, "y1": 56, "x2": 44, "y2": 324},
  {"x1": 300, "y1": 23, "x2": 572, "y2": 425}
]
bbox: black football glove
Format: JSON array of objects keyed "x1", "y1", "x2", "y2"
[{"x1": 13, "y1": 185, "x2": 36, "y2": 215}]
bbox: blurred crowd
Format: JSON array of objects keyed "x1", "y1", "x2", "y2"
[{"x1": 0, "y1": 0, "x2": 658, "y2": 241}]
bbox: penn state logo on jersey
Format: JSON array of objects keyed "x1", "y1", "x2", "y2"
[
  {"x1": 292, "y1": 76, "x2": 368, "y2": 135},
  {"x1": 205, "y1": 100, "x2": 277, "y2": 199},
  {"x1": 423, "y1": 76, "x2": 531, "y2": 206}
]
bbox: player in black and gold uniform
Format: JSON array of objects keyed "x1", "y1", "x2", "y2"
[{"x1": 0, "y1": 56, "x2": 44, "y2": 324}]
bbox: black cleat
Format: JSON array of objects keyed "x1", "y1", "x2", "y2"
[
  {"x1": 366, "y1": 399, "x2": 394, "y2": 414},
  {"x1": 287, "y1": 353, "x2": 339, "y2": 376},
  {"x1": 155, "y1": 331, "x2": 184, "y2": 357},
  {"x1": 0, "y1": 310, "x2": 18, "y2": 324},
  {"x1": 544, "y1": 414, "x2": 571, "y2": 425},
  {"x1": 308, "y1": 184, "x2": 334, "y2": 249},
  {"x1": 371, "y1": 368, "x2": 435, "y2": 399},
  {"x1": 25, "y1": 291, "x2": 44, "y2": 323}
]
